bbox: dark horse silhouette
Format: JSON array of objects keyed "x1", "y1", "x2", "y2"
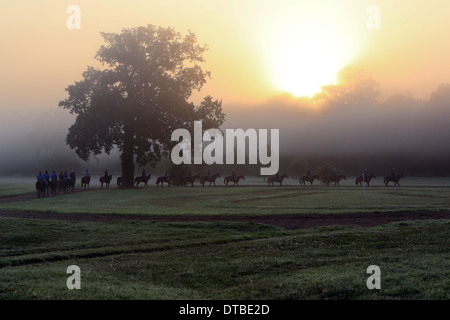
[
  {"x1": 267, "y1": 173, "x2": 288, "y2": 187},
  {"x1": 355, "y1": 174, "x2": 376, "y2": 187},
  {"x1": 200, "y1": 173, "x2": 220, "y2": 187},
  {"x1": 35, "y1": 180, "x2": 47, "y2": 198},
  {"x1": 326, "y1": 175, "x2": 346, "y2": 186},
  {"x1": 156, "y1": 175, "x2": 172, "y2": 188},
  {"x1": 81, "y1": 176, "x2": 91, "y2": 190},
  {"x1": 180, "y1": 175, "x2": 200, "y2": 187},
  {"x1": 57, "y1": 179, "x2": 65, "y2": 194},
  {"x1": 67, "y1": 178, "x2": 75, "y2": 193},
  {"x1": 299, "y1": 175, "x2": 319, "y2": 186},
  {"x1": 134, "y1": 175, "x2": 151, "y2": 188},
  {"x1": 57, "y1": 179, "x2": 72, "y2": 194},
  {"x1": 49, "y1": 180, "x2": 58, "y2": 196},
  {"x1": 384, "y1": 174, "x2": 404, "y2": 186},
  {"x1": 100, "y1": 175, "x2": 112, "y2": 188},
  {"x1": 224, "y1": 175, "x2": 245, "y2": 187}
]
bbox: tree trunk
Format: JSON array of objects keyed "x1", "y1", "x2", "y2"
[{"x1": 120, "y1": 126, "x2": 135, "y2": 188}]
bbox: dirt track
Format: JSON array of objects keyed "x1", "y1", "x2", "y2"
[{"x1": 1, "y1": 191, "x2": 449, "y2": 230}]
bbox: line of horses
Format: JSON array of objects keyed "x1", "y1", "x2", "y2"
[
  {"x1": 112, "y1": 172, "x2": 404, "y2": 188},
  {"x1": 35, "y1": 178, "x2": 76, "y2": 198},
  {"x1": 298, "y1": 173, "x2": 405, "y2": 187},
  {"x1": 36, "y1": 172, "x2": 406, "y2": 197}
]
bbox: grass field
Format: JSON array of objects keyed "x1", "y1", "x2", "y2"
[
  {"x1": 0, "y1": 176, "x2": 35, "y2": 197},
  {"x1": 1, "y1": 184, "x2": 449, "y2": 215},
  {"x1": 0, "y1": 176, "x2": 449, "y2": 300}
]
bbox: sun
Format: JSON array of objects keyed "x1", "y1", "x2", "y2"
[
  {"x1": 261, "y1": 1, "x2": 358, "y2": 97},
  {"x1": 274, "y1": 40, "x2": 345, "y2": 97}
]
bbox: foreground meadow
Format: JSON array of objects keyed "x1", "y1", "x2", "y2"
[
  {"x1": 1, "y1": 184, "x2": 450, "y2": 215},
  {"x1": 0, "y1": 218, "x2": 448, "y2": 299},
  {"x1": 0, "y1": 177, "x2": 449, "y2": 300}
]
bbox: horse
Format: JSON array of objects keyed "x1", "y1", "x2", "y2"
[
  {"x1": 384, "y1": 174, "x2": 404, "y2": 186},
  {"x1": 67, "y1": 178, "x2": 75, "y2": 193},
  {"x1": 35, "y1": 180, "x2": 47, "y2": 198},
  {"x1": 200, "y1": 173, "x2": 220, "y2": 187},
  {"x1": 134, "y1": 175, "x2": 151, "y2": 188},
  {"x1": 355, "y1": 174, "x2": 376, "y2": 187},
  {"x1": 49, "y1": 179, "x2": 58, "y2": 196},
  {"x1": 224, "y1": 175, "x2": 245, "y2": 187},
  {"x1": 81, "y1": 176, "x2": 91, "y2": 190},
  {"x1": 299, "y1": 175, "x2": 319, "y2": 186},
  {"x1": 56, "y1": 179, "x2": 71, "y2": 194},
  {"x1": 156, "y1": 175, "x2": 172, "y2": 188},
  {"x1": 57, "y1": 179, "x2": 65, "y2": 194},
  {"x1": 100, "y1": 174, "x2": 112, "y2": 188},
  {"x1": 326, "y1": 175, "x2": 347, "y2": 186},
  {"x1": 180, "y1": 175, "x2": 200, "y2": 187},
  {"x1": 267, "y1": 173, "x2": 288, "y2": 187}
]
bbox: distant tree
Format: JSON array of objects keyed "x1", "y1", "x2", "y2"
[
  {"x1": 59, "y1": 25, "x2": 225, "y2": 187},
  {"x1": 316, "y1": 161, "x2": 343, "y2": 182},
  {"x1": 287, "y1": 157, "x2": 308, "y2": 178}
]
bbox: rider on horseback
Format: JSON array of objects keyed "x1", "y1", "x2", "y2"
[
  {"x1": 104, "y1": 169, "x2": 109, "y2": 180},
  {"x1": 51, "y1": 170, "x2": 57, "y2": 181},
  {"x1": 363, "y1": 168, "x2": 368, "y2": 181},
  {"x1": 142, "y1": 169, "x2": 146, "y2": 178},
  {"x1": 332, "y1": 168, "x2": 337, "y2": 181},
  {"x1": 84, "y1": 170, "x2": 90, "y2": 178},
  {"x1": 391, "y1": 168, "x2": 396, "y2": 179},
  {"x1": 70, "y1": 170, "x2": 76, "y2": 181},
  {"x1": 231, "y1": 168, "x2": 236, "y2": 180},
  {"x1": 306, "y1": 169, "x2": 312, "y2": 179},
  {"x1": 36, "y1": 171, "x2": 44, "y2": 181},
  {"x1": 43, "y1": 171, "x2": 50, "y2": 186}
]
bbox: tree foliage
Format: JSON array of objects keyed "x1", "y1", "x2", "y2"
[{"x1": 59, "y1": 25, "x2": 225, "y2": 186}]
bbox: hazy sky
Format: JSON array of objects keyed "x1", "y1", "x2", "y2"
[
  {"x1": 2, "y1": 0, "x2": 450, "y2": 107},
  {"x1": 1, "y1": 0, "x2": 450, "y2": 173}
]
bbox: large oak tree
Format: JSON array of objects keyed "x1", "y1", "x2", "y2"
[{"x1": 59, "y1": 25, "x2": 225, "y2": 186}]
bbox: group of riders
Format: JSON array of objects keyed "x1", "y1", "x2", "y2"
[
  {"x1": 36, "y1": 166, "x2": 402, "y2": 194},
  {"x1": 35, "y1": 169, "x2": 78, "y2": 197}
]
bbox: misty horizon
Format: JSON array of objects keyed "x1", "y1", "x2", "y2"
[{"x1": 1, "y1": 76, "x2": 449, "y2": 177}]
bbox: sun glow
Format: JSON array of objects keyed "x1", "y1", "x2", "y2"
[{"x1": 260, "y1": 1, "x2": 359, "y2": 98}]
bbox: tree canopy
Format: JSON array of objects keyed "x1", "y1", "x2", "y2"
[{"x1": 59, "y1": 25, "x2": 225, "y2": 186}]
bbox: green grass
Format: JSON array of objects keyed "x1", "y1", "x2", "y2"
[
  {"x1": 0, "y1": 177, "x2": 35, "y2": 197},
  {"x1": 1, "y1": 186, "x2": 449, "y2": 215},
  {"x1": 0, "y1": 218, "x2": 448, "y2": 299},
  {"x1": 1, "y1": 178, "x2": 449, "y2": 300}
]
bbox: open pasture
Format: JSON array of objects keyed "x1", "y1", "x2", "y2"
[
  {"x1": 1, "y1": 177, "x2": 450, "y2": 215},
  {"x1": 0, "y1": 176, "x2": 449, "y2": 300}
]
